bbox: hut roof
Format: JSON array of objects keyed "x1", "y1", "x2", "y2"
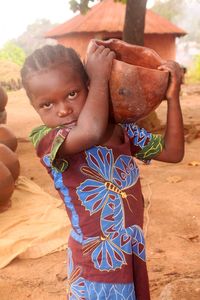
[{"x1": 46, "y1": 0, "x2": 186, "y2": 38}]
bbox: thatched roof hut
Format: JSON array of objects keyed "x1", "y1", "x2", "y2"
[{"x1": 46, "y1": 0, "x2": 186, "y2": 60}]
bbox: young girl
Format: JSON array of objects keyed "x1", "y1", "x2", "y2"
[{"x1": 21, "y1": 42, "x2": 184, "y2": 300}]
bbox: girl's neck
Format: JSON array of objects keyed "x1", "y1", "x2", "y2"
[{"x1": 100, "y1": 123, "x2": 125, "y2": 147}]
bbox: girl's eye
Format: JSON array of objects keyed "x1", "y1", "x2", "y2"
[
  {"x1": 68, "y1": 91, "x2": 78, "y2": 100},
  {"x1": 41, "y1": 102, "x2": 53, "y2": 109}
]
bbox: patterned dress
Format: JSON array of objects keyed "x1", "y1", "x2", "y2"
[{"x1": 29, "y1": 123, "x2": 164, "y2": 300}]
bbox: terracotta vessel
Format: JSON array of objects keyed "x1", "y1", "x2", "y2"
[
  {"x1": 0, "y1": 86, "x2": 8, "y2": 111},
  {"x1": 0, "y1": 161, "x2": 14, "y2": 212},
  {"x1": 0, "y1": 125, "x2": 18, "y2": 152},
  {"x1": 0, "y1": 110, "x2": 7, "y2": 124},
  {"x1": 0, "y1": 144, "x2": 20, "y2": 181},
  {"x1": 92, "y1": 39, "x2": 169, "y2": 123}
]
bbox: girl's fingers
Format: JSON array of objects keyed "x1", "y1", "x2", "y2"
[
  {"x1": 97, "y1": 48, "x2": 116, "y2": 61},
  {"x1": 95, "y1": 46, "x2": 116, "y2": 58},
  {"x1": 87, "y1": 39, "x2": 98, "y2": 54},
  {"x1": 108, "y1": 50, "x2": 116, "y2": 59},
  {"x1": 103, "y1": 48, "x2": 116, "y2": 58},
  {"x1": 158, "y1": 61, "x2": 180, "y2": 71},
  {"x1": 101, "y1": 47, "x2": 111, "y2": 55},
  {"x1": 158, "y1": 65, "x2": 169, "y2": 71},
  {"x1": 95, "y1": 45, "x2": 106, "y2": 54}
]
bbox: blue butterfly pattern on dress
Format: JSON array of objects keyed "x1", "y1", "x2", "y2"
[
  {"x1": 77, "y1": 146, "x2": 146, "y2": 272},
  {"x1": 67, "y1": 248, "x2": 85, "y2": 299},
  {"x1": 67, "y1": 247, "x2": 136, "y2": 300},
  {"x1": 42, "y1": 152, "x2": 139, "y2": 299},
  {"x1": 84, "y1": 279, "x2": 136, "y2": 300},
  {"x1": 67, "y1": 248, "x2": 136, "y2": 300},
  {"x1": 122, "y1": 124, "x2": 152, "y2": 148}
]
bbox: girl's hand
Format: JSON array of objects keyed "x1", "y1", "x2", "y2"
[
  {"x1": 158, "y1": 60, "x2": 183, "y2": 101},
  {"x1": 85, "y1": 40, "x2": 116, "y2": 83}
]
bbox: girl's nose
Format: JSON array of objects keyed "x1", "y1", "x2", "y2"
[{"x1": 57, "y1": 103, "x2": 72, "y2": 117}]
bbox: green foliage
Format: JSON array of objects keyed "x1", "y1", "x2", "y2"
[
  {"x1": 188, "y1": 54, "x2": 200, "y2": 82},
  {"x1": 69, "y1": 0, "x2": 126, "y2": 14},
  {"x1": 69, "y1": 0, "x2": 96, "y2": 14},
  {"x1": 0, "y1": 42, "x2": 26, "y2": 66}
]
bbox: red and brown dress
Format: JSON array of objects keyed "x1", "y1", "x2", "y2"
[{"x1": 30, "y1": 123, "x2": 164, "y2": 300}]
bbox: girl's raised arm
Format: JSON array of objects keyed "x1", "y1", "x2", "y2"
[
  {"x1": 154, "y1": 60, "x2": 184, "y2": 163},
  {"x1": 59, "y1": 43, "x2": 115, "y2": 156}
]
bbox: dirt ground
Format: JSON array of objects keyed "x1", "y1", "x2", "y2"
[{"x1": 0, "y1": 84, "x2": 200, "y2": 299}]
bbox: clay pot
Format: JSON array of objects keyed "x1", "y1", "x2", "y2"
[
  {"x1": 0, "y1": 86, "x2": 8, "y2": 111},
  {"x1": 0, "y1": 161, "x2": 14, "y2": 212},
  {"x1": 93, "y1": 39, "x2": 169, "y2": 123},
  {"x1": 0, "y1": 144, "x2": 20, "y2": 181},
  {"x1": 0, "y1": 125, "x2": 18, "y2": 152},
  {"x1": 0, "y1": 109, "x2": 7, "y2": 124}
]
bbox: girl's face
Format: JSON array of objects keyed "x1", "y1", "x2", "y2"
[{"x1": 28, "y1": 64, "x2": 88, "y2": 128}]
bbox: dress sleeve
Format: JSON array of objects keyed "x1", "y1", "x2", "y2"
[
  {"x1": 29, "y1": 125, "x2": 71, "y2": 172},
  {"x1": 122, "y1": 123, "x2": 164, "y2": 162}
]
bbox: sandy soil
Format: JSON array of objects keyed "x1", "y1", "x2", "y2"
[{"x1": 0, "y1": 84, "x2": 200, "y2": 299}]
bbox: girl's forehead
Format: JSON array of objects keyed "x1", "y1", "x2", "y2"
[
  {"x1": 29, "y1": 65, "x2": 80, "y2": 85},
  {"x1": 27, "y1": 64, "x2": 84, "y2": 99},
  {"x1": 43, "y1": 63, "x2": 76, "y2": 76}
]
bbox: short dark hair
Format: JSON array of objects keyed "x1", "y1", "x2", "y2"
[{"x1": 21, "y1": 44, "x2": 88, "y2": 98}]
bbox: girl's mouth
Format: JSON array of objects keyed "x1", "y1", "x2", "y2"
[{"x1": 62, "y1": 121, "x2": 77, "y2": 127}]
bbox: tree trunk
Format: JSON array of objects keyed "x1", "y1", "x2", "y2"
[
  {"x1": 123, "y1": 0, "x2": 147, "y2": 46},
  {"x1": 123, "y1": 0, "x2": 160, "y2": 131}
]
